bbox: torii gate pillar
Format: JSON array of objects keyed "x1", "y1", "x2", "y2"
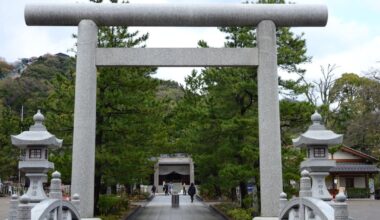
[
  {"x1": 71, "y1": 20, "x2": 98, "y2": 218},
  {"x1": 257, "y1": 20, "x2": 283, "y2": 217}
]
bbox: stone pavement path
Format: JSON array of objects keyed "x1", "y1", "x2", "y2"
[
  {"x1": 128, "y1": 194, "x2": 224, "y2": 220},
  {"x1": 0, "y1": 197, "x2": 10, "y2": 220},
  {"x1": 347, "y1": 199, "x2": 380, "y2": 220}
]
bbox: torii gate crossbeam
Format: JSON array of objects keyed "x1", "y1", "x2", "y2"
[{"x1": 25, "y1": 3, "x2": 328, "y2": 218}]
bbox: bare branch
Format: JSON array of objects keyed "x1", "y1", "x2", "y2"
[
  {"x1": 313, "y1": 64, "x2": 338, "y2": 106},
  {"x1": 364, "y1": 67, "x2": 380, "y2": 82}
]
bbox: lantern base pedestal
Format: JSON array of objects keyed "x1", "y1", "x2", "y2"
[{"x1": 25, "y1": 173, "x2": 48, "y2": 203}]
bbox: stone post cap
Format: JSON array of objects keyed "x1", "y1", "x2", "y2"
[
  {"x1": 72, "y1": 193, "x2": 80, "y2": 200},
  {"x1": 335, "y1": 191, "x2": 347, "y2": 203},
  {"x1": 19, "y1": 195, "x2": 30, "y2": 204},
  {"x1": 301, "y1": 169, "x2": 310, "y2": 177},
  {"x1": 52, "y1": 171, "x2": 61, "y2": 178},
  {"x1": 280, "y1": 192, "x2": 287, "y2": 199}
]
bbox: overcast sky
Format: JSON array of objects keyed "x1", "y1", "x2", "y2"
[{"x1": 1, "y1": 0, "x2": 379, "y2": 84}]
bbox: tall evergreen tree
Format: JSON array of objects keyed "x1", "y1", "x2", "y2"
[{"x1": 0, "y1": 107, "x2": 21, "y2": 182}]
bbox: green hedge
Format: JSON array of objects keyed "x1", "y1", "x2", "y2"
[
  {"x1": 215, "y1": 203, "x2": 254, "y2": 220},
  {"x1": 97, "y1": 195, "x2": 128, "y2": 216},
  {"x1": 227, "y1": 208, "x2": 253, "y2": 220},
  {"x1": 346, "y1": 188, "x2": 370, "y2": 198}
]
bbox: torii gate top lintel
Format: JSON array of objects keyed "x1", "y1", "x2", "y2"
[{"x1": 25, "y1": 3, "x2": 328, "y2": 27}]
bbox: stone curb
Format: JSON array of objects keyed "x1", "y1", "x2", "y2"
[
  {"x1": 123, "y1": 205, "x2": 142, "y2": 220},
  {"x1": 208, "y1": 204, "x2": 231, "y2": 220},
  {"x1": 195, "y1": 195, "x2": 230, "y2": 220},
  {"x1": 123, "y1": 196, "x2": 154, "y2": 219}
]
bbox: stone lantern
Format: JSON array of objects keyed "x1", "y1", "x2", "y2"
[
  {"x1": 292, "y1": 111, "x2": 343, "y2": 201},
  {"x1": 11, "y1": 110, "x2": 62, "y2": 203}
]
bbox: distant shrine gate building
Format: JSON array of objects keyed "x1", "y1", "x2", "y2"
[{"x1": 153, "y1": 154, "x2": 195, "y2": 187}]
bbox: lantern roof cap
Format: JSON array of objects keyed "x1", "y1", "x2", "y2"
[
  {"x1": 292, "y1": 111, "x2": 343, "y2": 147},
  {"x1": 11, "y1": 110, "x2": 62, "y2": 148}
]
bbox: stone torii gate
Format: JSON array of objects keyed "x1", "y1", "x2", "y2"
[{"x1": 25, "y1": 3, "x2": 327, "y2": 218}]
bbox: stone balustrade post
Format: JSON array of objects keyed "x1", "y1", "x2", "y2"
[
  {"x1": 49, "y1": 171, "x2": 62, "y2": 199},
  {"x1": 279, "y1": 192, "x2": 287, "y2": 215},
  {"x1": 8, "y1": 194, "x2": 19, "y2": 220},
  {"x1": 17, "y1": 195, "x2": 33, "y2": 220},
  {"x1": 299, "y1": 170, "x2": 312, "y2": 198},
  {"x1": 331, "y1": 191, "x2": 349, "y2": 220},
  {"x1": 71, "y1": 193, "x2": 81, "y2": 214}
]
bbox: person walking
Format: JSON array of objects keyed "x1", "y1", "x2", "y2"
[
  {"x1": 164, "y1": 182, "x2": 169, "y2": 196},
  {"x1": 169, "y1": 182, "x2": 173, "y2": 195},
  {"x1": 151, "y1": 185, "x2": 156, "y2": 196},
  {"x1": 182, "y1": 182, "x2": 186, "y2": 195},
  {"x1": 188, "y1": 182, "x2": 196, "y2": 203}
]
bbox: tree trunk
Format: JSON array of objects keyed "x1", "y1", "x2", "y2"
[
  {"x1": 214, "y1": 184, "x2": 222, "y2": 199},
  {"x1": 111, "y1": 184, "x2": 117, "y2": 194},
  {"x1": 240, "y1": 181, "x2": 248, "y2": 208},
  {"x1": 125, "y1": 184, "x2": 132, "y2": 194},
  {"x1": 256, "y1": 176, "x2": 261, "y2": 214},
  {"x1": 94, "y1": 173, "x2": 102, "y2": 215},
  {"x1": 252, "y1": 176, "x2": 260, "y2": 216},
  {"x1": 230, "y1": 187, "x2": 237, "y2": 201}
]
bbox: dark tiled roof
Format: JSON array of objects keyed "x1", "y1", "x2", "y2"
[
  {"x1": 341, "y1": 146, "x2": 379, "y2": 162},
  {"x1": 330, "y1": 163, "x2": 380, "y2": 173}
]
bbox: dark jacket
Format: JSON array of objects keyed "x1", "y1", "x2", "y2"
[{"x1": 188, "y1": 185, "x2": 196, "y2": 196}]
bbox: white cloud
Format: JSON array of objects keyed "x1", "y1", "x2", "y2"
[
  {"x1": 301, "y1": 36, "x2": 380, "y2": 82},
  {"x1": 3, "y1": 27, "x2": 75, "y2": 62},
  {"x1": 155, "y1": 67, "x2": 203, "y2": 85},
  {"x1": 130, "y1": 27, "x2": 225, "y2": 84},
  {"x1": 0, "y1": 0, "x2": 80, "y2": 62},
  {"x1": 294, "y1": 16, "x2": 371, "y2": 59},
  {"x1": 299, "y1": 14, "x2": 379, "y2": 81},
  {"x1": 131, "y1": 27, "x2": 225, "y2": 48}
]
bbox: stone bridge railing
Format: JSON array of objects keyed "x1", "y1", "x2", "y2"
[
  {"x1": 8, "y1": 171, "x2": 81, "y2": 220},
  {"x1": 279, "y1": 170, "x2": 351, "y2": 220}
]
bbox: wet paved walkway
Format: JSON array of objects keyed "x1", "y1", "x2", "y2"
[{"x1": 128, "y1": 194, "x2": 224, "y2": 220}]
